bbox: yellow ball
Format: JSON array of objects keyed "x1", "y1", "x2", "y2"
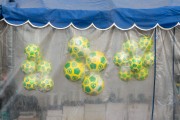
[
  {"x1": 23, "y1": 74, "x2": 38, "y2": 90},
  {"x1": 143, "y1": 52, "x2": 154, "y2": 67},
  {"x1": 138, "y1": 36, "x2": 153, "y2": 51},
  {"x1": 24, "y1": 44, "x2": 40, "y2": 60},
  {"x1": 38, "y1": 75, "x2": 54, "y2": 92},
  {"x1": 21, "y1": 60, "x2": 36, "y2": 74},
  {"x1": 64, "y1": 59, "x2": 85, "y2": 81},
  {"x1": 123, "y1": 40, "x2": 138, "y2": 56},
  {"x1": 134, "y1": 67, "x2": 149, "y2": 80},
  {"x1": 82, "y1": 73, "x2": 104, "y2": 96},
  {"x1": 119, "y1": 66, "x2": 133, "y2": 81},
  {"x1": 129, "y1": 56, "x2": 143, "y2": 72},
  {"x1": 86, "y1": 51, "x2": 107, "y2": 72},
  {"x1": 113, "y1": 51, "x2": 129, "y2": 66},
  {"x1": 37, "y1": 60, "x2": 52, "y2": 74},
  {"x1": 36, "y1": 55, "x2": 43, "y2": 64},
  {"x1": 68, "y1": 36, "x2": 90, "y2": 58}
]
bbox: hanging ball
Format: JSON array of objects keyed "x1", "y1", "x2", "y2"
[
  {"x1": 37, "y1": 60, "x2": 52, "y2": 74},
  {"x1": 134, "y1": 67, "x2": 149, "y2": 80},
  {"x1": 113, "y1": 51, "x2": 129, "y2": 66},
  {"x1": 21, "y1": 60, "x2": 36, "y2": 74},
  {"x1": 64, "y1": 59, "x2": 85, "y2": 81},
  {"x1": 119, "y1": 66, "x2": 133, "y2": 81},
  {"x1": 86, "y1": 51, "x2": 107, "y2": 72},
  {"x1": 68, "y1": 36, "x2": 90, "y2": 58},
  {"x1": 82, "y1": 73, "x2": 104, "y2": 96},
  {"x1": 36, "y1": 55, "x2": 43, "y2": 64},
  {"x1": 129, "y1": 56, "x2": 143, "y2": 72},
  {"x1": 138, "y1": 36, "x2": 153, "y2": 51},
  {"x1": 143, "y1": 52, "x2": 154, "y2": 67},
  {"x1": 24, "y1": 44, "x2": 40, "y2": 60},
  {"x1": 123, "y1": 40, "x2": 138, "y2": 56},
  {"x1": 23, "y1": 74, "x2": 38, "y2": 90},
  {"x1": 38, "y1": 75, "x2": 54, "y2": 92}
]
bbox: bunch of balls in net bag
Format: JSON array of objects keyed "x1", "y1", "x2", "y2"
[
  {"x1": 21, "y1": 44, "x2": 54, "y2": 92},
  {"x1": 64, "y1": 36, "x2": 108, "y2": 96},
  {"x1": 113, "y1": 36, "x2": 154, "y2": 81}
]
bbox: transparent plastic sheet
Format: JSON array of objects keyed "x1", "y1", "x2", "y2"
[{"x1": 0, "y1": 21, "x2": 179, "y2": 120}]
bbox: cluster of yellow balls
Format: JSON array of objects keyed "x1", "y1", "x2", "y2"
[
  {"x1": 21, "y1": 44, "x2": 54, "y2": 92},
  {"x1": 64, "y1": 36, "x2": 107, "y2": 96},
  {"x1": 113, "y1": 36, "x2": 154, "y2": 82}
]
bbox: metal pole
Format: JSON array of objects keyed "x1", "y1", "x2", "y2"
[
  {"x1": 151, "y1": 28, "x2": 157, "y2": 120},
  {"x1": 172, "y1": 27, "x2": 176, "y2": 120}
]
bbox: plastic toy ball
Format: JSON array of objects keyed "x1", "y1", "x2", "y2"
[
  {"x1": 134, "y1": 67, "x2": 149, "y2": 80},
  {"x1": 86, "y1": 51, "x2": 107, "y2": 72},
  {"x1": 119, "y1": 66, "x2": 133, "y2": 81},
  {"x1": 138, "y1": 36, "x2": 153, "y2": 51},
  {"x1": 23, "y1": 74, "x2": 38, "y2": 90},
  {"x1": 36, "y1": 55, "x2": 43, "y2": 64},
  {"x1": 64, "y1": 59, "x2": 85, "y2": 81},
  {"x1": 37, "y1": 60, "x2": 52, "y2": 74},
  {"x1": 82, "y1": 73, "x2": 104, "y2": 96},
  {"x1": 129, "y1": 56, "x2": 143, "y2": 72},
  {"x1": 113, "y1": 51, "x2": 129, "y2": 66},
  {"x1": 123, "y1": 40, "x2": 138, "y2": 56},
  {"x1": 143, "y1": 52, "x2": 154, "y2": 67},
  {"x1": 68, "y1": 36, "x2": 90, "y2": 58},
  {"x1": 24, "y1": 44, "x2": 40, "y2": 60},
  {"x1": 21, "y1": 60, "x2": 36, "y2": 74},
  {"x1": 38, "y1": 75, "x2": 54, "y2": 92}
]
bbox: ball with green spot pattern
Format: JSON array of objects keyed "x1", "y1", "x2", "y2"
[
  {"x1": 134, "y1": 67, "x2": 149, "y2": 80},
  {"x1": 113, "y1": 51, "x2": 129, "y2": 66},
  {"x1": 68, "y1": 36, "x2": 90, "y2": 58},
  {"x1": 138, "y1": 36, "x2": 153, "y2": 51},
  {"x1": 24, "y1": 44, "x2": 40, "y2": 61},
  {"x1": 82, "y1": 73, "x2": 104, "y2": 96},
  {"x1": 38, "y1": 75, "x2": 54, "y2": 92},
  {"x1": 143, "y1": 52, "x2": 154, "y2": 67},
  {"x1": 86, "y1": 51, "x2": 107, "y2": 72},
  {"x1": 21, "y1": 60, "x2": 36, "y2": 74},
  {"x1": 123, "y1": 40, "x2": 138, "y2": 56},
  {"x1": 37, "y1": 60, "x2": 52, "y2": 74},
  {"x1": 129, "y1": 56, "x2": 143, "y2": 72},
  {"x1": 119, "y1": 66, "x2": 133, "y2": 81},
  {"x1": 64, "y1": 59, "x2": 85, "y2": 81},
  {"x1": 23, "y1": 74, "x2": 38, "y2": 90}
]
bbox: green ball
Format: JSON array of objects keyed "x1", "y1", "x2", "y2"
[
  {"x1": 134, "y1": 67, "x2": 149, "y2": 80},
  {"x1": 86, "y1": 51, "x2": 107, "y2": 72},
  {"x1": 123, "y1": 40, "x2": 138, "y2": 56},
  {"x1": 143, "y1": 52, "x2": 154, "y2": 67},
  {"x1": 64, "y1": 59, "x2": 85, "y2": 81},
  {"x1": 118, "y1": 66, "x2": 133, "y2": 81},
  {"x1": 82, "y1": 73, "x2": 104, "y2": 96},
  {"x1": 138, "y1": 36, "x2": 153, "y2": 51},
  {"x1": 129, "y1": 56, "x2": 143, "y2": 72},
  {"x1": 21, "y1": 60, "x2": 36, "y2": 74},
  {"x1": 36, "y1": 55, "x2": 43, "y2": 64},
  {"x1": 113, "y1": 51, "x2": 129, "y2": 66},
  {"x1": 38, "y1": 75, "x2": 54, "y2": 92},
  {"x1": 24, "y1": 44, "x2": 40, "y2": 60},
  {"x1": 23, "y1": 74, "x2": 38, "y2": 90},
  {"x1": 37, "y1": 60, "x2": 52, "y2": 74},
  {"x1": 68, "y1": 36, "x2": 90, "y2": 58}
]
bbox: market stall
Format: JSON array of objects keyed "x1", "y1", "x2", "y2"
[{"x1": 0, "y1": 0, "x2": 180, "y2": 120}]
